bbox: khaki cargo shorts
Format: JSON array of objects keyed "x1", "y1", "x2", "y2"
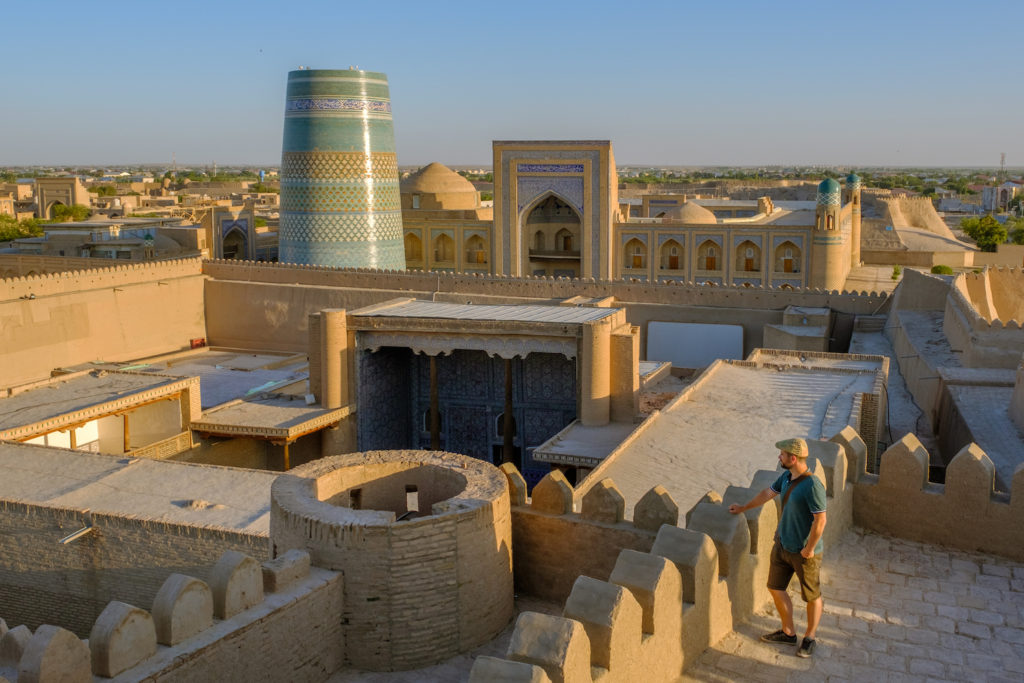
[{"x1": 767, "y1": 539, "x2": 822, "y2": 602}]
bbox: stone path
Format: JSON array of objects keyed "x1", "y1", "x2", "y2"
[{"x1": 683, "y1": 529, "x2": 1024, "y2": 683}]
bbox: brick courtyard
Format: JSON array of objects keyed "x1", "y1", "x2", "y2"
[{"x1": 682, "y1": 528, "x2": 1024, "y2": 682}]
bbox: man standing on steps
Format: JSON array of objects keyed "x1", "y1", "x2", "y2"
[{"x1": 728, "y1": 437, "x2": 827, "y2": 658}]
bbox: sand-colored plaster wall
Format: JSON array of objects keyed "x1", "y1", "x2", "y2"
[
  {"x1": 202, "y1": 260, "x2": 890, "y2": 309},
  {"x1": 270, "y1": 451, "x2": 514, "y2": 671},
  {"x1": 114, "y1": 567, "x2": 344, "y2": 683},
  {"x1": 510, "y1": 506, "x2": 658, "y2": 604},
  {"x1": 471, "y1": 431, "x2": 855, "y2": 682},
  {"x1": 0, "y1": 501, "x2": 267, "y2": 636},
  {"x1": 204, "y1": 279, "x2": 419, "y2": 351},
  {"x1": 1, "y1": 259, "x2": 207, "y2": 388},
  {"x1": 853, "y1": 437, "x2": 1024, "y2": 562}
]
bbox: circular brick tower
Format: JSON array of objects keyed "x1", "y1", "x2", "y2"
[{"x1": 279, "y1": 68, "x2": 406, "y2": 269}]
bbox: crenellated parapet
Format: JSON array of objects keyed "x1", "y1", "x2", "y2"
[
  {"x1": 852, "y1": 433, "x2": 1024, "y2": 561},
  {"x1": 476, "y1": 438, "x2": 854, "y2": 681},
  {"x1": 0, "y1": 548, "x2": 342, "y2": 681},
  {"x1": 0, "y1": 257, "x2": 204, "y2": 301},
  {"x1": 943, "y1": 271, "x2": 1024, "y2": 368},
  {"x1": 202, "y1": 258, "x2": 890, "y2": 307}
]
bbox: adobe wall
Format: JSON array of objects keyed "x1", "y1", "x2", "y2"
[
  {"x1": 972, "y1": 244, "x2": 1024, "y2": 268},
  {"x1": 0, "y1": 549, "x2": 345, "y2": 682},
  {"x1": 508, "y1": 481, "x2": 660, "y2": 604},
  {"x1": 0, "y1": 254, "x2": 115, "y2": 277},
  {"x1": 1, "y1": 258, "x2": 207, "y2": 388},
  {"x1": 202, "y1": 260, "x2": 887, "y2": 355},
  {"x1": 202, "y1": 259, "x2": 889, "y2": 311},
  {"x1": 891, "y1": 267, "x2": 950, "y2": 311},
  {"x1": 945, "y1": 270, "x2": 1024, "y2": 368},
  {"x1": 853, "y1": 435, "x2": 1024, "y2": 562},
  {"x1": 0, "y1": 500, "x2": 267, "y2": 637},
  {"x1": 270, "y1": 450, "x2": 514, "y2": 672},
  {"x1": 470, "y1": 428, "x2": 858, "y2": 682},
  {"x1": 861, "y1": 249, "x2": 971, "y2": 268}
]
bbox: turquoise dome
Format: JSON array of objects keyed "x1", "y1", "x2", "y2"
[
  {"x1": 816, "y1": 178, "x2": 841, "y2": 206},
  {"x1": 846, "y1": 172, "x2": 861, "y2": 188}
]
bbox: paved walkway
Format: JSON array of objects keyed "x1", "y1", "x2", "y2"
[{"x1": 683, "y1": 529, "x2": 1024, "y2": 683}]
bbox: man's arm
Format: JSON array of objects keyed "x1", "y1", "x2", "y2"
[
  {"x1": 800, "y1": 511, "x2": 827, "y2": 558},
  {"x1": 728, "y1": 487, "x2": 779, "y2": 515}
]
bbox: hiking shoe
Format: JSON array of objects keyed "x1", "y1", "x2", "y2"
[
  {"x1": 760, "y1": 629, "x2": 797, "y2": 645},
  {"x1": 796, "y1": 637, "x2": 816, "y2": 658}
]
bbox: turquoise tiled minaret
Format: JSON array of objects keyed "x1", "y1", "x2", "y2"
[{"x1": 279, "y1": 68, "x2": 406, "y2": 269}]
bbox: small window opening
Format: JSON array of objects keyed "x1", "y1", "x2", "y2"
[
  {"x1": 405, "y1": 484, "x2": 419, "y2": 513},
  {"x1": 350, "y1": 488, "x2": 362, "y2": 510}
]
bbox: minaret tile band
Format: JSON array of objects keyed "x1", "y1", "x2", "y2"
[{"x1": 279, "y1": 69, "x2": 406, "y2": 270}]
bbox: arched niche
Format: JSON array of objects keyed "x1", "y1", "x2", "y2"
[
  {"x1": 404, "y1": 232, "x2": 423, "y2": 261},
  {"x1": 735, "y1": 240, "x2": 761, "y2": 272},
  {"x1": 774, "y1": 240, "x2": 801, "y2": 273},
  {"x1": 697, "y1": 239, "x2": 720, "y2": 271},
  {"x1": 660, "y1": 238, "x2": 683, "y2": 270}
]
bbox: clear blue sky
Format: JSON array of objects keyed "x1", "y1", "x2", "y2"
[{"x1": 3, "y1": 0, "x2": 1021, "y2": 168}]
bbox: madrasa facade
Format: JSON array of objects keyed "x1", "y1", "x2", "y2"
[{"x1": 398, "y1": 142, "x2": 862, "y2": 292}]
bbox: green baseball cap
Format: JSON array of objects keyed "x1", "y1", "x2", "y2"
[{"x1": 775, "y1": 437, "x2": 808, "y2": 458}]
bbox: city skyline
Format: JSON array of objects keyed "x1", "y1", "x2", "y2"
[{"x1": 2, "y1": 0, "x2": 1022, "y2": 168}]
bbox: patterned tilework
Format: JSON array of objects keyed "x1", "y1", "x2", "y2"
[
  {"x1": 286, "y1": 98, "x2": 392, "y2": 114},
  {"x1": 517, "y1": 177, "x2": 585, "y2": 214},
  {"x1": 517, "y1": 163, "x2": 585, "y2": 173},
  {"x1": 279, "y1": 182, "x2": 400, "y2": 213},
  {"x1": 278, "y1": 211, "x2": 405, "y2": 268},
  {"x1": 817, "y1": 187, "x2": 841, "y2": 206},
  {"x1": 281, "y1": 151, "x2": 398, "y2": 180}
]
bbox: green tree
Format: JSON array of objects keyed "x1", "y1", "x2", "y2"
[
  {"x1": 0, "y1": 215, "x2": 43, "y2": 241},
  {"x1": 961, "y1": 215, "x2": 1007, "y2": 252},
  {"x1": 1005, "y1": 216, "x2": 1024, "y2": 245},
  {"x1": 51, "y1": 204, "x2": 92, "y2": 222},
  {"x1": 90, "y1": 185, "x2": 117, "y2": 197}
]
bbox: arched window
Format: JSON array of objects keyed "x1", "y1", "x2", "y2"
[
  {"x1": 735, "y1": 240, "x2": 761, "y2": 272},
  {"x1": 826, "y1": 215, "x2": 834, "y2": 230},
  {"x1": 697, "y1": 240, "x2": 719, "y2": 271},
  {"x1": 433, "y1": 234, "x2": 454, "y2": 262},
  {"x1": 623, "y1": 238, "x2": 646, "y2": 269},
  {"x1": 660, "y1": 239, "x2": 683, "y2": 270},
  {"x1": 775, "y1": 241, "x2": 801, "y2": 273},
  {"x1": 555, "y1": 228, "x2": 574, "y2": 252},
  {"x1": 465, "y1": 235, "x2": 487, "y2": 265},
  {"x1": 404, "y1": 232, "x2": 423, "y2": 261}
]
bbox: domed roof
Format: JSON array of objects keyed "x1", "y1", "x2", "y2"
[
  {"x1": 846, "y1": 172, "x2": 861, "y2": 186},
  {"x1": 400, "y1": 162, "x2": 477, "y2": 195},
  {"x1": 663, "y1": 201, "x2": 717, "y2": 224},
  {"x1": 816, "y1": 178, "x2": 841, "y2": 206}
]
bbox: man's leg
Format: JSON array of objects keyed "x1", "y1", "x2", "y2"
[
  {"x1": 769, "y1": 588, "x2": 796, "y2": 636},
  {"x1": 804, "y1": 597, "x2": 822, "y2": 639}
]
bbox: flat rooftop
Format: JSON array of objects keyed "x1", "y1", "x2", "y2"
[
  {"x1": 193, "y1": 396, "x2": 351, "y2": 441},
  {"x1": 0, "y1": 370, "x2": 186, "y2": 435},
  {"x1": 0, "y1": 442, "x2": 273, "y2": 534},
  {"x1": 533, "y1": 422, "x2": 638, "y2": 468},
  {"x1": 351, "y1": 299, "x2": 619, "y2": 324},
  {"x1": 80, "y1": 350, "x2": 309, "y2": 409},
  {"x1": 580, "y1": 361, "x2": 881, "y2": 518},
  {"x1": 944, "y1": 381, "x2": 1024, "y2": 490}
]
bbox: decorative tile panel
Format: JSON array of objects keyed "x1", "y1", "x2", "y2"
[
  {"x1": 517, "y1": 177, "x2": 585, "y2": 214},
  {"x1": 286, "y1": 98, "x2": 392, "y2": 113},
  {"x1": 517, "y1": 163, "x2": 585, "y2": 173}
]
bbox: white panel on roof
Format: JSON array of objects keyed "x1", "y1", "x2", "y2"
[{"x1": 647, "y1": 322, "x2": 743, "y2": 368}]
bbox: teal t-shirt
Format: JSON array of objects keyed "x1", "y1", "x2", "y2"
[{"x1": 770, "y1": 471, "x2": 827, "y2": 554}]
